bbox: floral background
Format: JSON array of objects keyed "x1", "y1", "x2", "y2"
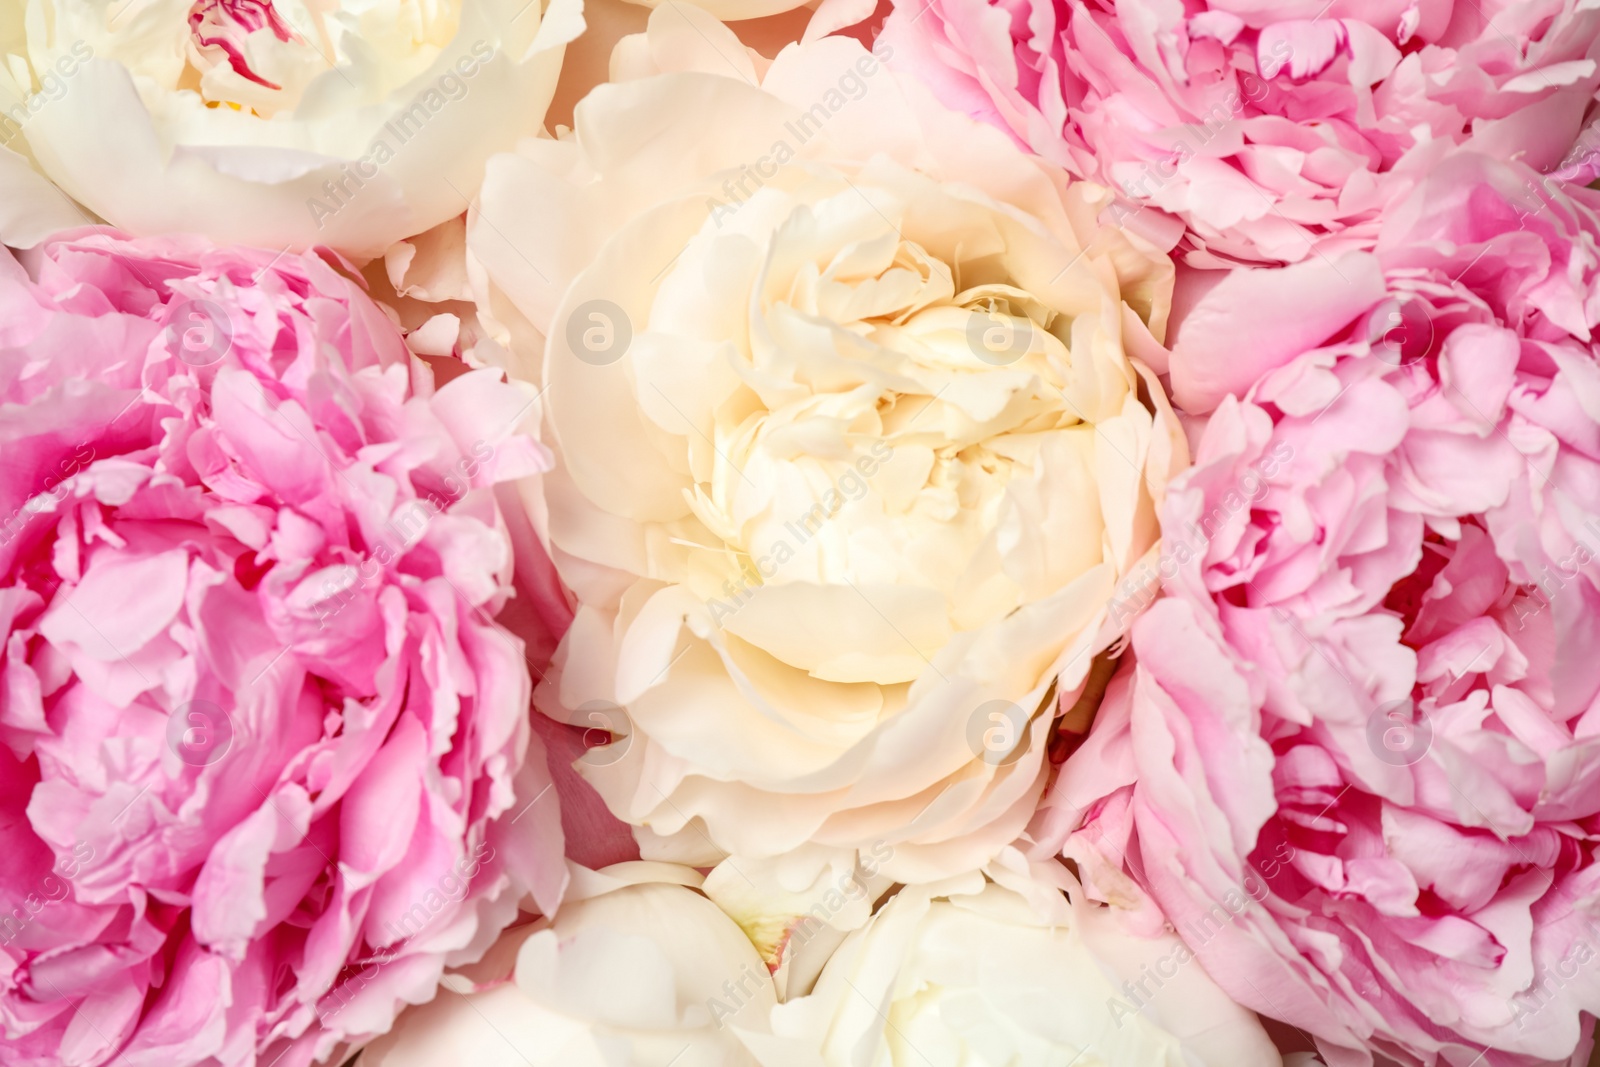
[{"x1": 3, "y1": 0, "x2": 1600, "y2": 1065}]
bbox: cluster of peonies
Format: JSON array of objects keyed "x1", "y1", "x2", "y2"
[{"x1": 4, "y1": 1, "x2": 1600, "y2": 1067}]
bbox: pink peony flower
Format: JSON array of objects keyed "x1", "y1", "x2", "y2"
[
  {"x1": 0, "y1": 231, "x2": 566, "y2": 1067},
  {"x1": 874, "y1": 0, "x2": 1600, "y2": 265},
  {"x1": 1034, "y1": 153, "x2": 1600, "y2": 1066}
]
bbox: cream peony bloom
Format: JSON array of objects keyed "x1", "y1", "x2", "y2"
[
  {"x1": 749, "y1": 853, "x2": 1284, "y2": 1067},
  {"x1": 472, "y1": 3, "x2": 1185, "y2": 883},
  {"x1": 1, "y1": 0, "x2": 581, "y2": 256},
  {"x1": 358, "y1": 863, "x2": 776, "y2": 1067}
]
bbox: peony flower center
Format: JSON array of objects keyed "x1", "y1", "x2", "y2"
[
  {"x1": 179, "y1": 0, "x2": 463, "y2": 112},
  {"x1": 693, "y1": 228, "x2": 1105, "y2": 629},
  {"x1": 188, "y1": 0, "x2": 301, "y2": 91},
  {"x1": 1246, "y1": 512, "x2": 1572, "y2": 918}
]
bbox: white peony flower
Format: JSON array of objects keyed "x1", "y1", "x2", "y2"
[
  {"x1": 472, "y1": 3, "x2": 1186, "y2": 885},
  {"x1": 749, "y1": 853, "x2": 1284, "y2": 1067},
  {"x1": 1, "y1": 0, "x2": 582, "y2": 256},
  {"x1": 358, "y1": 863, "x2": 777, "y2": 1067}
]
